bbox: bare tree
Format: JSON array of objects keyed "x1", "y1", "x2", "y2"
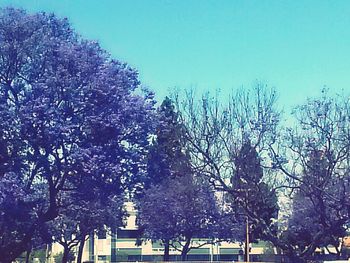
[
  {"x1": 173, "y1": 85, "x2": 350, "y2": 262},
  {"x1": 275, "y1": 90, "x2": 350, "y2": 260},
  {"x1": 172, "y1": 84, "x2": 285, "y2": 256}
]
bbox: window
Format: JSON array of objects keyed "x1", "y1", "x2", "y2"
[{"x1": 116, "y1": 229, "x2": 140, "y2": 238}]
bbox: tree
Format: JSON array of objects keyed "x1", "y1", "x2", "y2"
[
  {"x1": 0, "y1": 8, "x2": 155, "y2": 262},
  {"x1": 136, "y1": 97, "x2": 191, "y2": 261},
  {"x1": 49, "y1": 193, "x2": 124, "y2": 263},
  {"x1": 0, "y1": 172, "x2": 50, "y2": 262},
  {"x1": 173, "y1": 85, "x2": 281, "y2": 255},
  {"x1": 274, "y1": 90, "x2": 350, "y2": 261},
  {"x1": 138, "y1": 174, "x2": 234, "y2": 261},
  {"x1": 231, "y1": 142, "x2": 278, "y2": 261},
  {"x1": 144, "y1": 96, "x2": 189, "y2": 188},
  {"x1": 139, "y1": 97, "x2": 245, "y2": 261}
]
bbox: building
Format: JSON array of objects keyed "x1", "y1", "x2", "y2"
[{"x1": 49, "y1": 202, "x2": 269, "y2": 262}]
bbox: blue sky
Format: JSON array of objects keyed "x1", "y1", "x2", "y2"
[{"x1": 1, "y1": 0, "x2": 350, "y2": 111}]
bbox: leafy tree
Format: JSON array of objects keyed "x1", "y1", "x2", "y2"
[
  {"x1": 49, "y1": 194, "x2": 124, "y2": 263},
  {"x1": 144, "y1": 96, "x2": 189, "y2": 188},
  {"x1": 174, "y1": 87, "x2": 350, "y2": 262},
  {"x1": 30, "y1": 249, "x2": 47, "y2": 263},
  {"x1": 0, "y1": 7, "x2": 155, "y2": 262},
  {"x1": 232, "y1": 142, "x2": 278, "y2": 238},
  {"x1": 138, "y1": 174, "x2": 231, "y2": 261},
  {"x1": 138, "y1": 97, "x2": 244, "y2": 260},
  {"x1": 231, "y1": 142, "x2": 278, "y2": 261},
  {"x1": 138, "y1": 97, "x2": 192, "y2": 261}
]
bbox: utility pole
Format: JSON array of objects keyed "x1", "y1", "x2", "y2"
[{"x1": 245, "y1": 216, "x2": 250, "y2": 262}]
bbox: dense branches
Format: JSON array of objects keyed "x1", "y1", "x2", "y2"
[
  {"x1": 278, "y1": 91, "x2": 350, "y2": 260},
  {"x1": 172, "y1": 86, "x2": 350, "y2": 262},
  {"x1": 173, "y1": 85, "x2": 280, "y2": 249},
  {"x1": 1, "y1": 7, "x2": 350, "y2": 263},
  {"x1": 0, "y1": 8, "x2": 155, "y2": 262},
  {"x1": 138, "y1": 175, "x2": 234, "y2": 261}
]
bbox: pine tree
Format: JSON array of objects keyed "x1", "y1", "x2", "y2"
[
  {"x1": 145, "y1": 97, "x2": 190, "y2": 187},
  {"x1": 231, "y1": 141, "x2": 278, "y2": 260}
]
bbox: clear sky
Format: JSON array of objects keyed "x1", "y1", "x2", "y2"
[{"x1": 1, "y1": 0, "x2": 350, "y2": 111}]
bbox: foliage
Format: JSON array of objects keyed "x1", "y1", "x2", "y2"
[
  {"x1": 49, "y1": 191, "x2": 124, "y2": 263},
  {"x1": 53, "y1": 252, "x2": 63, "y2": 263},
  {"x1": 138, "y1": 97, "x2": 244, "y2": 260},
  {"x1": 144, "y1": 96, "x2": 190, "y2": 189},
  {"x1": 2, "y1": 6, "x2": 350, "y2": 263},
  {"x1": 0, "y1": 7, "x2": 155, "y2": 262},
  {"x1": 30, "y1": 249, "x2": 47, "y2": 263},
  {"x1": 138, "y1": 174, "x2": 232, "y2": 260},
  {"x1": 173, "y1": 85, "x2": 280, "y2": 255},
  {"x1": 281, "y1": 150, "x2": 349, "y2": 258},
  {"x1": 275, "y1": 91, "x2": 350, "y2": 261},
  {"x1": 231, "y1": 142, "x2": 279, "y2": 241}
]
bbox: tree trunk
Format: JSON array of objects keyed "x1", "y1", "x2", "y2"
[
  {"x1": 46, "y1": 244, "x2": 51, "y2": 263},
  {"x1": 181, "y1": 238, "x2": 192, "y2": 261},
  {"x1": 77, "y1": 235, "x2": 87, "y2": 263},
  {"x1": 62, "y1": 245, "x2": 70, "y2": 263},
  {"x1": 163, "y1": 239, "x2": 170, "y2": 262},
  {"x1": 25, "y1": 245, "x2": 31, "y2": 263},
  {"x1": 284, "y1": 249, "x2": 306, "y2": 263},
  {"x1": 333, "y1": 242, "x2": 341, "y2": 259},
  {"x1": 244, "y1": 216, "x2": 249, "y2": 262}
]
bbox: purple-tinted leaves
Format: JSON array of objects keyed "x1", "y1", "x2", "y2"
[{"x1": 0, "y1": 7, "x2": 156, "y2": 260}]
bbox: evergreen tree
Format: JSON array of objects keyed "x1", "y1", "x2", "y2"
[
  {"x1": 145, "y1": 97, "x2": 190, "y2": 187},
  {"x1": 139, "y1": 97, "x2": 192, "y2": 261},
  {"x1": 231, "y1": 141, "x2": 278, "y2": 260}
]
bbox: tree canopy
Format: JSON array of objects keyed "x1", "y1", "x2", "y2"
[
  {"x1": 1, "y1": 7, "x2": 350, "y2": 263},
  {"x1": 0, "y1": 7, "x2": 155, "y2": 262}
]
